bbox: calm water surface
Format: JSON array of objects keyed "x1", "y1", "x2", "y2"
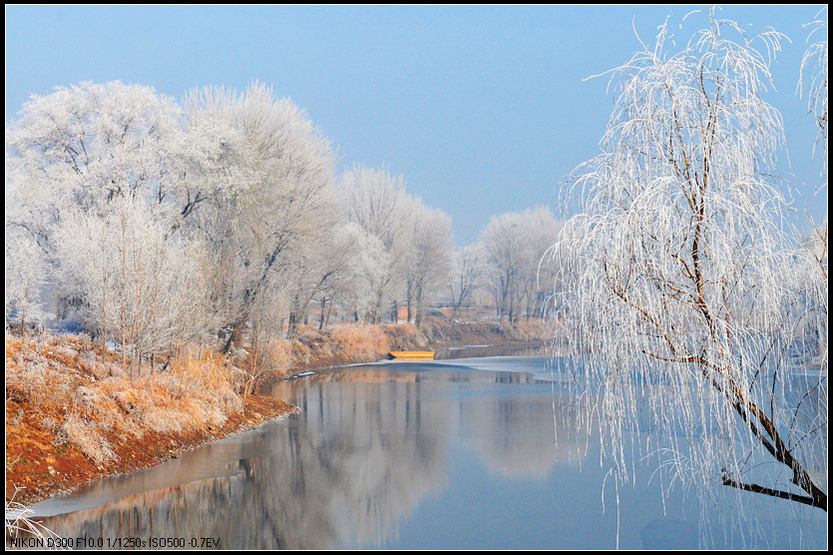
[{"x1": 25, "y1": 354, "x2": 827, "y2": 549}]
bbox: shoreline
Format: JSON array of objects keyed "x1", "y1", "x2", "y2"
[
  {"x1": 6, "y1": 393, "x2": 297, "y2": 508},
  {"x1": 6, "y1": 320, "x2": 550, "y2": 508}
]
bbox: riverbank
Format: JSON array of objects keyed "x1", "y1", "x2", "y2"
[
  {"x1": 5, "y1": 334, "x2": 295, "y2": 507},
  {"x1": 282, "y1": 318, "x2": 548, "y2": 374},
  {"x1": 5, "y1": 318, "x2": 550, "y2": 507}
]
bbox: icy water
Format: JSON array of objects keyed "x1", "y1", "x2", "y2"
[{"x1": 24, "y1": 354, "x2": 827, "y2": 550}]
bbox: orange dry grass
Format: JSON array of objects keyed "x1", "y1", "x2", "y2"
[
  {"x1": 240, "y1": 339, "x2": 294, "y2": 392},
  {"x1": 5, "y1": 334, "x2": 242, "y2": 466},
  {"x1": 330, "y1": 324, "x2": 391, "y2": 362},
  {"x1": 381, "y1": 323, "x2": 428, "y2": 350},
  {"x1": 508, "y1": 319, "x2": 546, "y2": 341}
]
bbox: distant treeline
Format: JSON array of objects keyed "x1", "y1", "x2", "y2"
[{"x1": 6, "y1": 81, "x2": 564, "y2": 370}]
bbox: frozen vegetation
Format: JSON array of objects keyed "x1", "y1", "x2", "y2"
[
  {"x1": 5, "y1": 80, "x2": 560, "y2": 388},
  {"x1": 4, "y1": 5, "x2": 827, "y2": 524},
  {"x1": 550, "y1": 9, "x2": 827, "y2": 512}
]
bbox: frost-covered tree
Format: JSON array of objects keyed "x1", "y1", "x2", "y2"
[
  {"x1": 516, "y1": 206, "x2": 563, "y2": 320},
  {"x1": 480, "y1": 212, "x2": 527, "y2": 324},
  {"x1": 480, "y1": 206, "x2": 561, "y2": 324},
  {"x1": 401, "y1": 199, "x2": 453, "y2": 325},
  {"x1": 797, "y1": 7, "x2": 828, "y2": 376},
  {"x1": 5, "y1": 156, "x2": 50, "y2": 330},
  {"x1": 178, "y1": 82, "x2": 338, "y2": 350},
  {"x1": 54, "y1": 208, "x2": 119, "y2": 345},
  {"x1": 5, "y1": 233, "x2": 48, "y2": 332},
  {"x1": 282, "y1": 206, "x2": 346, "y2": 339},
  {"x1": 553, "y1": 10, "x2": 827, "y2": 511},
  {"x1": 341, "y1": 165, "x2": 414, "y2": 323},
  {"x1": 6, "y1": 81, "x2": 185, "y2": 341},
  {"x1": 447, "y1": 245, "x2": 482, "y2": 322},
  {"x1": 55, "y1": 199, "x2": 215, "y2": 374},
  {"x1": 5, "y1": 81, "x2": 180, "y2": 217},
  {"x1": 308, "y1": 222, "x2": 363, "y2": 329},
  {"x1": 799, "y1": 7, "x2": 828, "y2": 162},
  {"x1": 327, "y1": 223, "x2": 391, "y2": 324}
]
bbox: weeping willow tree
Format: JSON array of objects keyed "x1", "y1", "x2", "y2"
[
  {"x1": 798, "y1": 8, "x2": 828, "y2": 385},
  {"x1": 799, "y1": 7, "x2": 828, "y2": 162},
  {"x1": 552, "y1": 10, "x2": 827, "y2": 512}
]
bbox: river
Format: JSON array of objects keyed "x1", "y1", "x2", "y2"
[{"x1": 22, "y1": 352, "x2": 828, "y2": 549}]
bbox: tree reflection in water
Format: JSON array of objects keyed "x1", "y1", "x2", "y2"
[{"x1": 30, "y1": 362, "x2": 827, "y2": 549}]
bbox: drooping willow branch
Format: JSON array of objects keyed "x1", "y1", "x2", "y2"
[{"x1": 636, "y1": 308, "x2": 827, "y2": 511}]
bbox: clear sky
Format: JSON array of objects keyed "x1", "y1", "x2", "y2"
[{"x1": 5, "y1": 5, "x2": 828, "y2": 245}]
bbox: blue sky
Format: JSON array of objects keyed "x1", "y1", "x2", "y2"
[{"x1": 5, "y1": 5, "x2": 828, "y2": 245}]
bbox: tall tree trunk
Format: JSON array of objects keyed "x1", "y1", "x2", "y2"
[
  {"x1": 415, "y1": 284, "x2": 424, "y2": 327},
  {"x1": 318, "y1": 297, "x2": 326, "y2": 330},
  {"x1": 287, "y1": 292, "x2": 302, "y2": 339}
]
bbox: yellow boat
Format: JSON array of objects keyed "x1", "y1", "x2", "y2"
[{"x1": 388, "y1": 351, "x2": 435, "y2": 360}]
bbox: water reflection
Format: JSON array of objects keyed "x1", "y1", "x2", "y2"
[{"x1": 25, "y1": 361, "x2": 827, "y2": 550}]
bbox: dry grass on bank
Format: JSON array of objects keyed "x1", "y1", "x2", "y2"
[
  {"x1": 286, "y1": 324, "x2": 392, "y2": 371},
  {"x1": 332, "y1": 324, "x2": 396, "y2": 360},
  {"x1": 288, "y1": 321, "x2": 436, "y2": 370},
  {"x1": 5, "y1": 318, "x2": 548, "y2": 504},
  {"x1": 6, "y1": 318, "x2": 547, "y2": 470},
  {"x1": 6, "y1": 334, "x2": 243, "y2": 467},
  {"x1": 282, "y1": 317, "x2": 547, "y2": 377}
]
